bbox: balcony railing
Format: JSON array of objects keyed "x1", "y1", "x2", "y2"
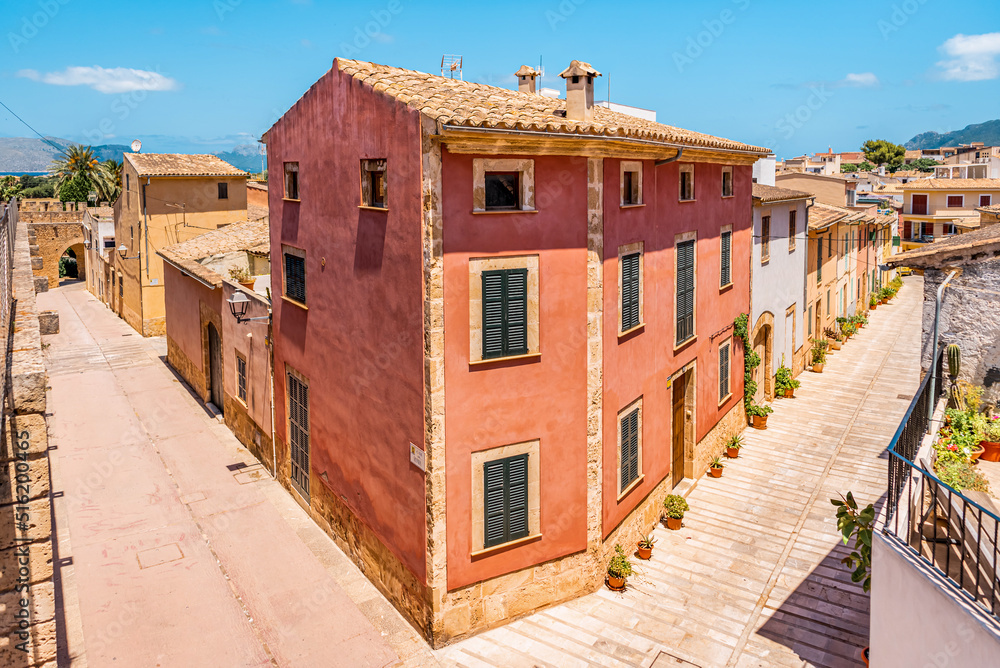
[{"x1": 885, "y1": 348, "x2": 1000, "y2": 622}]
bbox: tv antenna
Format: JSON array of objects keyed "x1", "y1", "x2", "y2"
[
  {"x1": 441, "y1": 55, "x2": 463, "y2": 80},
  {"x1": 130, "y1": 139, "x2": 141, "y2": 153}
]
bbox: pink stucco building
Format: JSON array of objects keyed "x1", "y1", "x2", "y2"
[{"x1": 263, "y1": 58, "x2": 769, "y2": 645}]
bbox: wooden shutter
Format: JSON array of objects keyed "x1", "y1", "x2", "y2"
[
  {"x1": 621, "y1": 253, "x2": 640, "y2": 331},
  {"x1": 720, "y1": 231, "x2": 731, "y2": 287},
  {"x1": 287, "y1": 374, "x2": 310, "y2": 498},
  {"x1": 482, "y1": 269, "x2": 528, "y2": 359},
  {"x1": 483, "y1": 454, "x2": 529, "y2": 548},
  {"x1": 285, "y1": 254, "x2": 305, "y2": 303},
  {"x1": 719, "y1": 343, "x2": 730, "y2": 400},
  {"x1": 676, "y1": 240, "x2": 695, "y2": 342},
  {"x1": 816, "y1": 240, "x2": 823, "y2": 283},
  {"x1": 620, "y1": 408, "x2": 639, "y2": 491}
]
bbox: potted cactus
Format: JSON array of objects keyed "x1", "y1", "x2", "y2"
[
  {"x1": 662, "y1": 494, "x2": 688, "y2": 530},
  {"x1": 774, "y1": 358, "x2": 800, "y2": 398},
  {"x1": 637, "y1": 533, "x2": 656, "y2": 560},
  {"x1": 725, "y1": 434, "x2": 743, "y2": 458},
  {"x1": 709, "y1": 456, "x2": 724, "y2": 478},
  {"x1": 811, "y1": 339, "x2": 828, "y2": 372},
  {"x1": 747, "y1": 403, "x2": 773, "y2": 429},
  {"x1": 606, "y1": 544, "x2": 633, "y2": 590}
]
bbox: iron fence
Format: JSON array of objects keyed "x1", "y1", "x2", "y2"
[
  {"x1": 885, "y1": 346, "x2": 1000, "y2": 622},
  {"x1": 1, "y1": 198, "x2": 17, "y2": 415}
]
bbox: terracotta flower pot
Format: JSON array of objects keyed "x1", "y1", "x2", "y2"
[
  {"x1": 709, "y1": 467, "x2": 723, "y2": 478},
  {"x1": 832, "y1": 341, "x2": 842, "y2": 350},
  {"x1": 726, "y1": 447, "x2": 740, "y2": 458},
  {"x1": 637, "y1": 545, "x2": 652, "y2": 560},
  {"x1": 665, "y1": 516, "x2": 682, "y2": 530},
  {"x1": 862, "y1": 647, "x2": 870, "y2": 666},
  {"x1": 979, "y1": 440, "x2": 1000, "y2": 463},
  {"x1": 971, "y1": 445, "x2": 985, "y2": 462},
  {"x1": 239, "y1": 280, "x2": 255, "y2": 290},
  {"x1": 813, "y1": 363, "x2": 824, "y2": 373},
  {"x1": 870, "y1": 304, "x2": 877, "y2": 310},
  {"x1": 751, "y1": 414, "x2": 768, "y2": 430},
  {"x1": 783, "y1": 388, "x2": 794, "y2": 398},
  {"x1": 607, "y1": 575, "x2": 625, "y2": 590}
]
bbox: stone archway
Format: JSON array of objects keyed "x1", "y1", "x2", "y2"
[
  {"x1": 751, "y1": 312, "x2": 775, "y2": 402},
  {"x1": 27, "y1": 222, "x2": 85, "y2": 290},
  {"x1": 58, "y1": 243, "x2": 87, "y2": 284}
]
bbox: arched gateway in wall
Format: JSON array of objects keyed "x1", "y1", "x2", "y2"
[{"x1": 27, "y1": 222, "x2": 86, "y2": 290}]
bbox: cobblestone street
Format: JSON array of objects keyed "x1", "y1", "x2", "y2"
[{"x1": 435, "y1": 277, "x2": 923, "y2": 668}]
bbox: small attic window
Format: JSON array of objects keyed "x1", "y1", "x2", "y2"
[
  {"x1": 360, "y1": 159, "x2": 387, "y2": 209},
  {"x1": 485, "y1": 173, "x2": 519, "y2": 210},
  {"x1": 572, "y1": 76, "x2": 579, "y2": 84}
]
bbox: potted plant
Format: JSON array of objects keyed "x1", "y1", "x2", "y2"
[
  {"x1": 824, "y1": 328, "x2": 843, "y2": 350},
  {"x1": 869, "y1": 294, "x2": 878, "y2": 310},
  {"x1": 229, "y1": 266, "x2": 254, "y2": 290},
  {"x1": 981, "y1": 417, "x2": 1000, "y2": 462},
  {"x1": 747, "y1": 402, "x2": 773, "y2": 429},
  {"x1": 811, "y1": 338, "x2": 828, "y2": 373},
  {"x1": 725, "y1": 434, "x2": 743, "y2": 458},
  {"x1": 709, "y1": 456, "x2": 724, "y2": 478},
  {"x1": 774, "y1": 358, "x2": 800, "y2": 398},
  {"x1": 637, "y1": 533, "x2": 656, "y2": 560},
  {"x1": 831, "y1": 491, "x2": 875, "y2": 665},
  {"x1": 662, "y1": 494, "x2": 688, "y2": 530},
  {"x1": 606, "y1": 544, "x2": 633, "y2": 590}
]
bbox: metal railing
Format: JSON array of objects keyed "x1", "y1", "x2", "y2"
[
  {"x1": 1, "y1": 198, "x2": 18, "y2": 414},
  {"x1": 885, "y1": 347, "x2": 1000, "y2": 621}
]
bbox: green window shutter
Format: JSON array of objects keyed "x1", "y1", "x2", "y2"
[
  {"x1": 620, "y1": 408, "x2": 639, "y2": 491},
  {"x1": 482, "y1": 271, "x2": 505, "y2": 359},
  {"x1": 482, "y1": 268, "x2": 528, "y2": 359},
  {"x1": 483, "y1": 454, "x2": 530, "y2": 548},
  {"x1": 719, "y1": 344, "x2": 730, "y2": 400},
  {"x1": 621, "y1": 253, "x2": 640, "y2": 331},
  {"x1": 483, "y1": 459, "x2": 507, "y2": 548},
  {"x1": 507, "y1": 455, "x2": 529, "y2": 541},
  {"x1": 676, "y1": 240, "x2": 695, "y2": 342},
  {"x1": 720, "y1": 231, "x2": 731, "y2": 287},
  {"x1": 817, "y1": 241, "x2": 823, "y2": 283},
  {"x1": 505, "y1": 268, "x2": 528, "y2": 356}
]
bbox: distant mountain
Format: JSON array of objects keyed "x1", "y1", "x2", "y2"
[
  {"x1": 905, "y1": 120, "x2": 1000, "y2": 150},
  {"x1": 0, "y1": 137, "x2": 265, "y2": 174}
]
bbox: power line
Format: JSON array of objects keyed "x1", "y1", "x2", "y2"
[{"x1": 0, "y1": 98, "x2": 66, "y2": 153}]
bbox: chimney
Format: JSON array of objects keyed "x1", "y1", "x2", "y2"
[
  {"x1": 559, "y1": 60, "x2": 601, "y2": 122},
  {"x1": 515, "y1": 65, "x2": 538, "y2": 94}
]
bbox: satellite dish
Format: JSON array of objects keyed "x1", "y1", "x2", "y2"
[{"x1": 130, "y1": 139, "x2": 142, "y2": 153}]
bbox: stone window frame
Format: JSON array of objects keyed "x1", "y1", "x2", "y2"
[
  {"x1": 679, "y1": 164, "x2": 695, "y2": 202},
  {"x1": 281, "y1": 245, "x2": 307, "y2": 308},
  {"x1": 283, "y1": 162, "x2": 299, "y2": 201},
  {"x1": 720, "y1": 224, "x2": 733, "y2": 290},
  {"x1": 618, "y1": 241, "x2": 644, "y2": 337},
  {"x1": 620, "y1": 161, "x2": 643, "y2": 207},
  {"x1": 473, "y1": 158, "x2": 535, "y2": 213},
  {"x1": 673, "y1": 231, "x2": 698, "y2": 350},
  {"x1": 470, "y1": 439, "x2": 541, "y2": 556},
  {"x1": 360, "y1": 159, "x2": 387, "y2": 210},
  {"x1": 788, "y1": 210, "x2": 797, "y2": 252},
  {"x1": 616, "y1": 396, "x2": 644, "y2": 500},
  {"x1": 468, "y1": 255, "x2": 540, "y2": 364},
  {"x1": 721, "y1": 166, "x2": 734, "y2": 198},
  {"x1": 718, "y1": 337, "x2": 732, "y2": 405}
]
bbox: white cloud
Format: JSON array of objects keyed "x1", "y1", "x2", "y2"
[
  {"x1": 16, "y1": 66, "x2": 179, "y2": 94},
  {"x1": 841, "y1": 72, "x2": 879, "y2": 87},
  {"x1": 936, "y1": 32, "x2": 1000, "y2": 81}
]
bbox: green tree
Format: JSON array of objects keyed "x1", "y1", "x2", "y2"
[
  {"x1": 49, "y1": 145, "x2": 102, "y2": 199},
  {"x1": 59, "y1": 174, "x2": 91, "y2": 202},
  {"x1": 0, "y1": 175, "x2": 23, "y2": 202},
  {"x1": 861, "y1": 139, "x2": 906, "y2": 172},
  {"x1": 96, "y1": 159, "x2": 123, "y2": 203},
  {"x1": 859, "y1": 161, "x2": 875, "y2": 172},
  {"x1": 907, "y1": 157, "x2": 940, "y2": 173},
  {"x1": 841, "y1": 163, "x2": 858, "y2": 173}
]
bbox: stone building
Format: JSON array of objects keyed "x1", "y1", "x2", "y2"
[
  {"x1": 263, "y1": 57, "x2": 769, "y2": 645},
  {"x1": 887, "y1": 224, "x2": 1000, "y2": 404},
  {"x1": 157, "y1": 220, "x2": 273, "y2": 468},
  {"x1": 82, "y1": 206, "x2": 115, "y2": 305},
  {"x1": 113, "y1": 153, "x2": 249, "y2": 336}
]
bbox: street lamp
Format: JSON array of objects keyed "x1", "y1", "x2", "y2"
[
  {"x1": 117, "y1": 245, "x2": 139, "y2": 260},
  {"x1": 227, "y1": 291, "x2": 270, "y2": 324},
  {"x1": 83, "y1": 239, "x2": 91, "y2": 248}
]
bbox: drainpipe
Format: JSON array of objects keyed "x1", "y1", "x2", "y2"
[
  {"x1": 655, "y1": 148, "x2": 684, "y2": 166},
  {"x1": 142, "y1": 178, "x2": 150, "y2": 278},
  {"x1": 927, "y1": 269, "x2": 958, "y2": 427},
  {"x1": 268, "y1": 324, "x2": 277, "y2": 479}
]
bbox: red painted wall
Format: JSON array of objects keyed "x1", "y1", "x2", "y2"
[
  {"x1": 266, "y1": 66, "x2": 429, "y2": 582},
  {"x1": 162, "y1": 262, "x2": 219, "y2": 378},
  {"x1": 600, "y1": 160, "x2": 750, "y2": 535},
  {"x1": 442, "y1": 152, "x2": 590, "y2": 591}
]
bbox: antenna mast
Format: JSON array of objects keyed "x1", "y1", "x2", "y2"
[{"x1": 440, "y1": 55, "x2": 463, "y2": 80}]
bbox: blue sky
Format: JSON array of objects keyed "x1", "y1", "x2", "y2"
[{"x1": 2, "y1": 0, "x2": 999, "y2": 159}]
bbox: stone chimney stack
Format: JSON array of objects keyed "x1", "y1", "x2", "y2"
[
  {"x1": 515, "y1": 65, "x2": 538, "y2": 94},
  {"x1": 559, "y1": 60, "x2": 601, "y2": 122}
]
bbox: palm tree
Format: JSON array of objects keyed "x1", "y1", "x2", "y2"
[
  {"x1": 48, "y1": 145, "x2": 101, "y2": 189},
  {"x1": 97, "y1": 159, "x2": 123, "y2": 203}
]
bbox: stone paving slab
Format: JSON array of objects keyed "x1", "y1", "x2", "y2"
[{"x1": 435, "y1": 278, "x2": 923, "y2": 667}]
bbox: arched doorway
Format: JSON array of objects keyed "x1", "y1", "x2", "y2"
[
  {"x1": 751, "y1": 312, "x2": 775, "y2": 403},
  {"x1": 58, "y1": 243, "x2": 86, "y2": 284},
  {"x1": 207, "y1": 322, "x2": 224, "y2": 414}
]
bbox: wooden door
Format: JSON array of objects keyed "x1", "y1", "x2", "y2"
[
  {"x1": 208, "y1": 323, "x2": 223, "y2": 413},
  {"x1": 672, "y1": 373, "x2": 686, "y2": 487}
]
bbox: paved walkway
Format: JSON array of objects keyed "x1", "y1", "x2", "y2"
[
  {"x1": 39, "y1": 283, "x2": 436, "y2": 668},
  {"x1": 436, "y1": 277, "x2": 923, "y2": 668}
]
